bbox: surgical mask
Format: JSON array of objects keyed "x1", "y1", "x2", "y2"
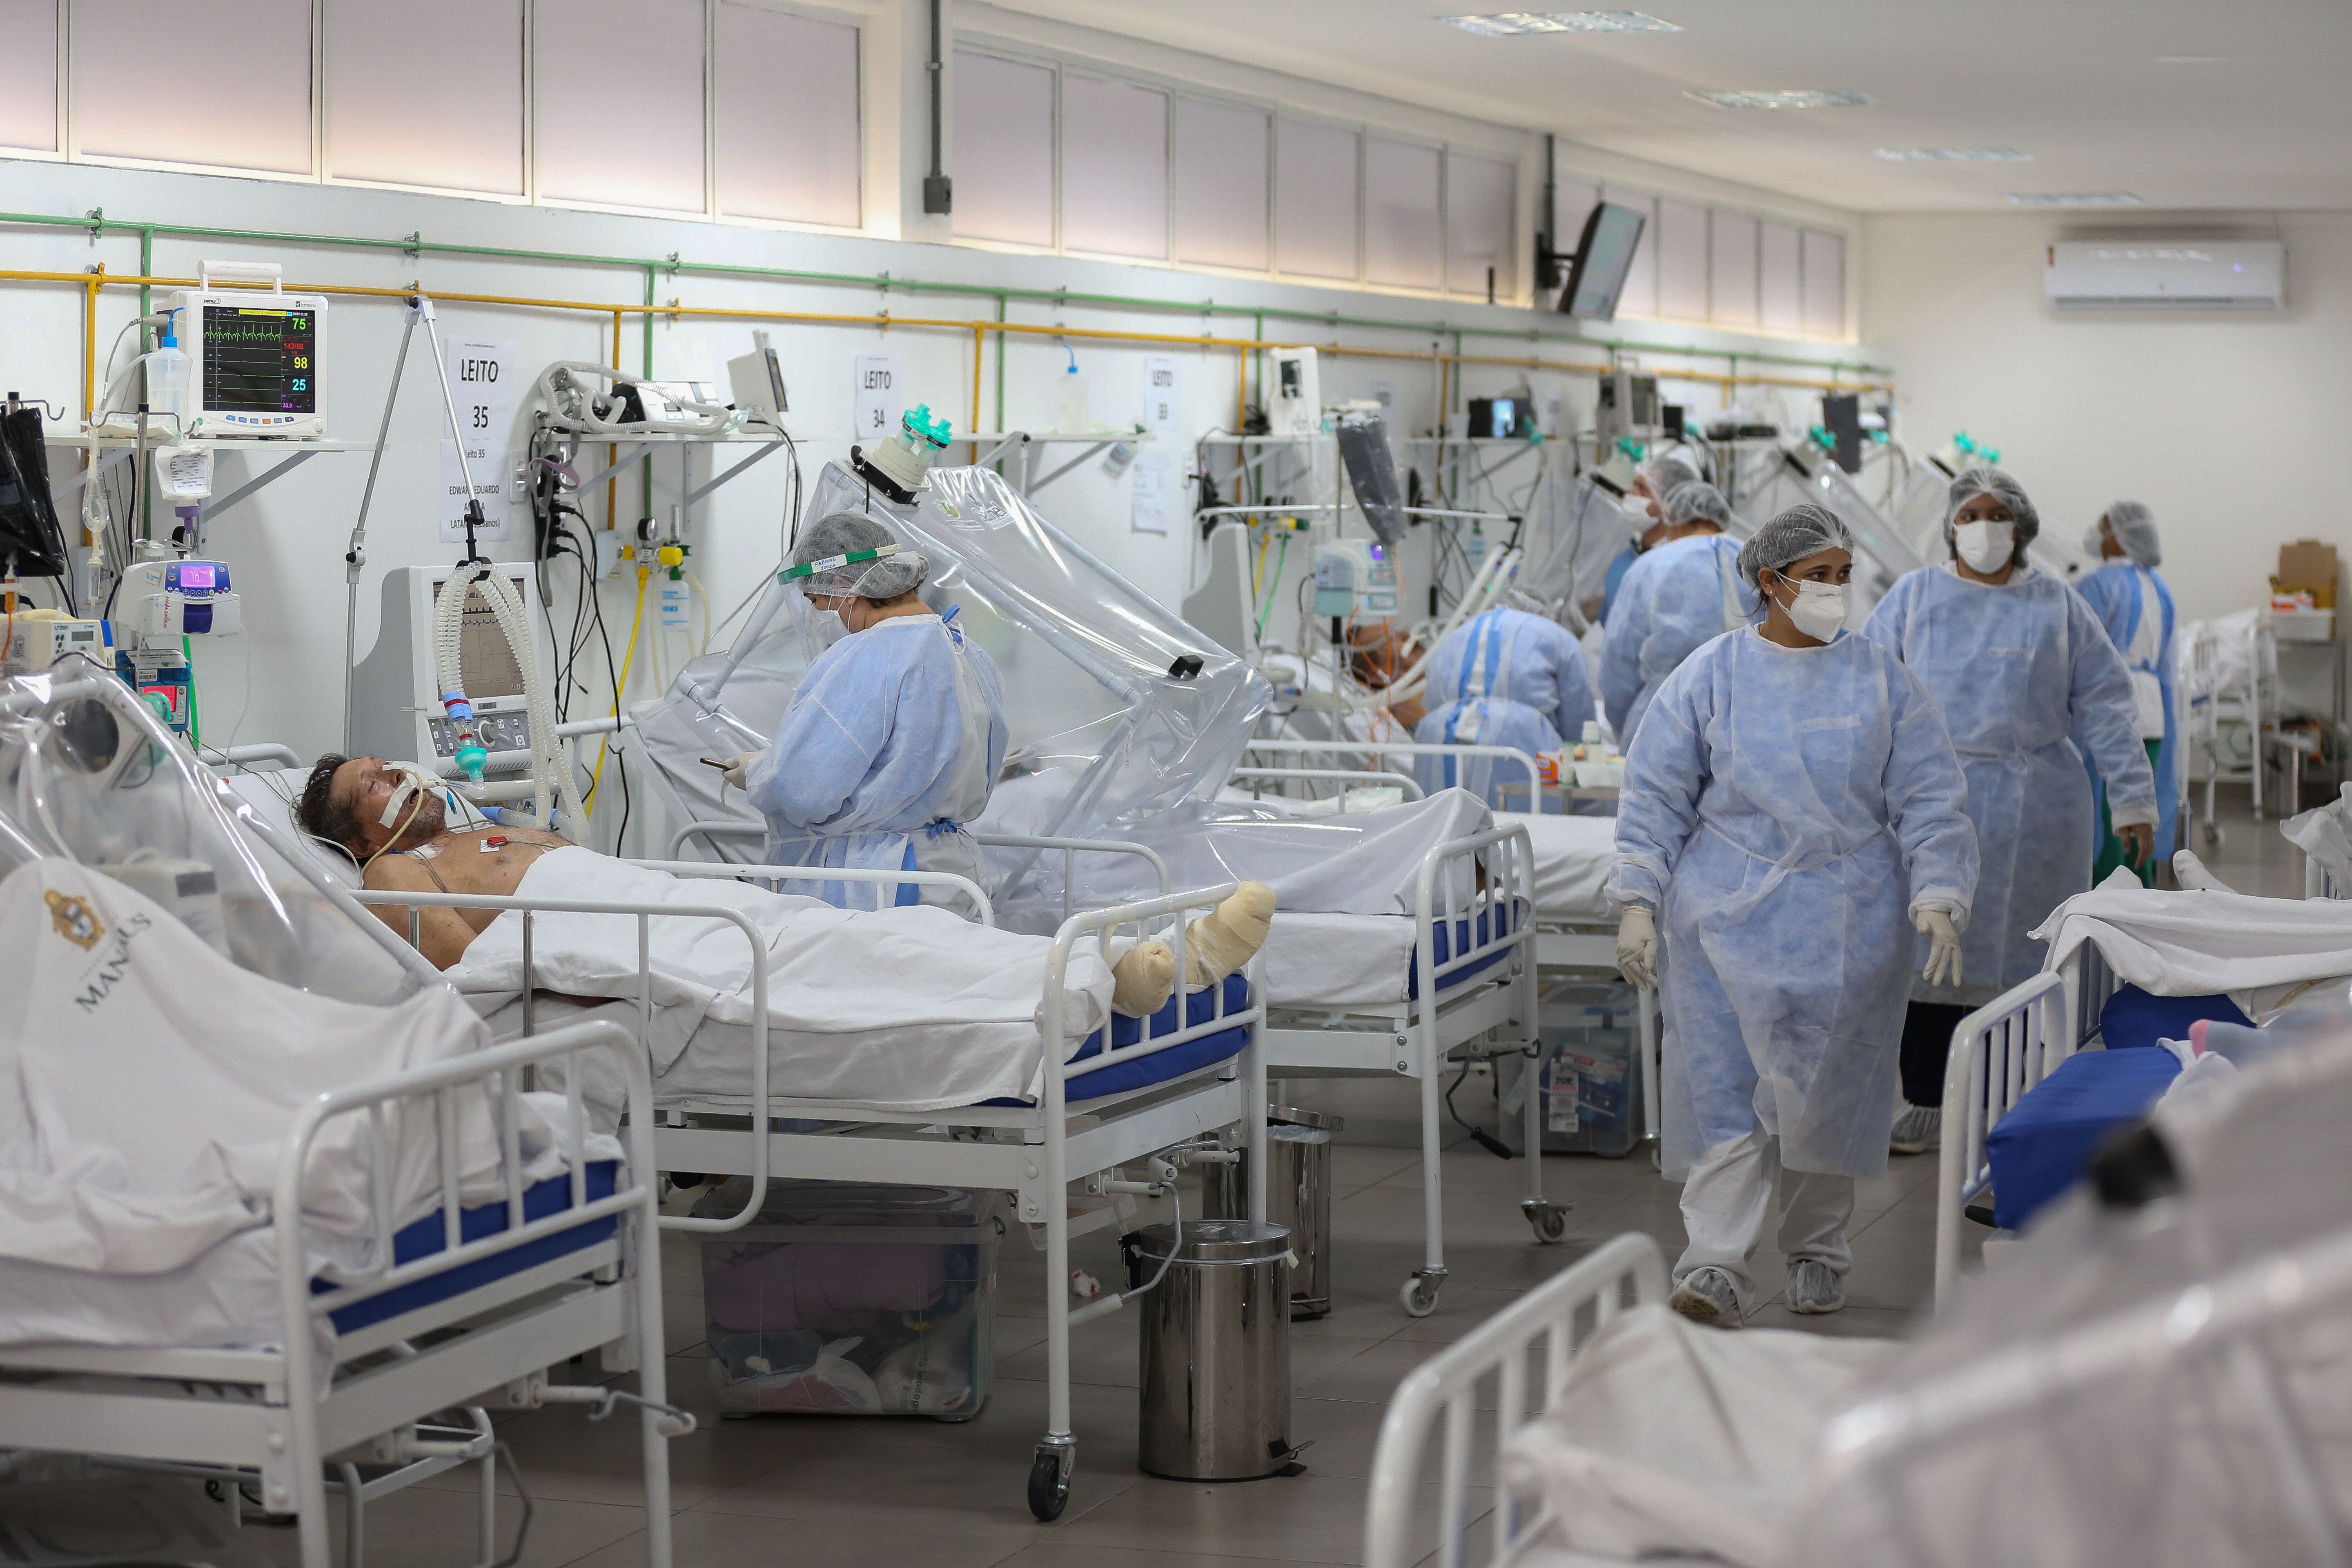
[
  {"x1": 1623, "y1": 497, "x2": 1656, "y2": 541},
  {"x1": 378, "y1": 761, "x2": 442, "y2": 830},
  {"x1": 1773, "y1": 580, "x2": 1851, "y2": 641},
  {"x1": 2081, "y1": 523, "x2": 2109, "y2": 557},
  {"x1": 811, "y1": 608, "x2": 849, "y2": 648},
  {"x1": 1953, "y1": 520, "x2": 2016, "y2": 573}
]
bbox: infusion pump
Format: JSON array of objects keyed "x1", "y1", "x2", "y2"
[{"x1": 351, "y1": 566, "x2": 550, "y2": 779}]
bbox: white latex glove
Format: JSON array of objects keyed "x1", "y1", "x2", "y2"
[
  {"x1": 720, "y1": 751, "x2": 759, "y2": 793},
  {"x1": 1916, "y1": 909, "x2": 1963, "y2": 989},
  {"x1": 1616, "y1": 905, "x2": 1658, "y2": 990}
]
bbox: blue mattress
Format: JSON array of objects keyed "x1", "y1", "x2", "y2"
[
  {"x1": 1984, "y1": 1052, "x2": 2180, "y2": 1231},
  {"x1": 316, "y1": 1160, "x2": 621, "y2": 1334},
  {"x1": 988, "y1": 973, "x2": 1254, "y2": 1106},
  {"x1": 1405, "y1": 900, "x2": 1525, "y2": 1001},
  {"x1": 2099, "y1": 985, "x2": 2251, "y2": 1053}
]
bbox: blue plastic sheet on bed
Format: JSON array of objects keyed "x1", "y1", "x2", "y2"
[
  {"x1": 317, "y1": 1160, "x2": 621, "y2": 1334},
  {"x1": 1406, "y1": 900, "x2": 1525, "y2": 1001},
  {"x1": 1985, "y1": 1052, "x2": 2180, "y2": 1231},
  {"x1": 984, "y1": 973, "x2": 1253, "y2": 1106},
  {"x1": 2099, "y1": 985, "x2": 2251, "y2": 1053}
]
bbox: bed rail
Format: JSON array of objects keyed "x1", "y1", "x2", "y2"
[
  {"x1": 1228, "y1": 766, "x2": 1427, "y2": 802},
  {"x1": 973, "y1": 831, "x2": 1173, "y2": 924},
  {"x1": 1364, "y1": 1232, "x2": 1668, "y2": 1568},
  {"x1": 1933, "y1": 970, "x2": 2080, "y2": 1309},
  {"x1": 1244, "y1": 737, "x2": 1545, "y2": 807}
]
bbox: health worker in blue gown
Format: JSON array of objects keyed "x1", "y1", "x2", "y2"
[
  {"x1": 1862, "y1": 468, "x2": 2156, "y2": 1158},
  {"x1": 1410, "y1": 598, "x2": 1597, "y2": 807},
  {"x1": 1597, "y1": 454, "x2": 1700, "y2": 626},
  {"x1": 1608, "y1": 503, "x2": 1977, "y2": 1327},
  {"x1": 722, "y1": 511, "x2": 1007, "y2": 912},
  {"x1": 1600, "y1": 479, "x2": 1753, "y2": 748},
  {"x1": 2073, "y1": 500, "x2": 2177, "y2": 887}
]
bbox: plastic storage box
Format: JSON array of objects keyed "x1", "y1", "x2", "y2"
[
  {"x1": 1497, "y1": 981, "x2": 1644, "y2": 1157},
  {"x1": 693, "y1": 1178, "x2": 1003, "y2": 1419}
]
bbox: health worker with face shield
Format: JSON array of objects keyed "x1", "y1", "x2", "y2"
[
  {"x1": 1599, "y1": 479, "x2": 1751, "y2": 747},
  {"x1": 719, "y1": 511, "x2": 1007, "y2": 911},
  {"x1": 2074, "y1": 501, "x2": 2176, "y2": 887},
  {"x1": 1598, "y1": 454, "x2": 1701, "y2": 625},
  {"x1": 1862, "y1": 468, "x2": 2155, "y2": 1156},
  {"x1": 1607, "y1": 503, "x2": 1977, "y2": 1327}
]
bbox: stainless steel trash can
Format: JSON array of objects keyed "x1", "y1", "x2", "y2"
[
  {"x1": 1203, "y1": 1107, "x2": 1341, "y2": 1319},
  {"x1": 1120, "y1": 1219, "x2": 1297, "y2": 1481}
]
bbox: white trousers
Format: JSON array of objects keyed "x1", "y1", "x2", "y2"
[{"x1": 1673, "y1": 1128, "x2": 1856, "y2": 1314}]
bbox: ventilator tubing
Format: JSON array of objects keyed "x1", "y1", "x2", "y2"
[{"x1": 431, "y1": 569, "x2": 584, "y2": 832}]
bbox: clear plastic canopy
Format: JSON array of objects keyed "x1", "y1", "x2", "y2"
[
  {"x1": 0, "y1": 667, "x2": 439, "y2": 1004},
  {"x1": 636, "y1": 460, "x2": 1273, "y2": 864}
]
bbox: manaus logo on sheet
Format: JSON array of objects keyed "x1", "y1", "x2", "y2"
[
  {"x1": 44, "y1": 885, "x2": 157, "y2": 1014},
  {"x1": 45, "y1": 890, "x2": 102, "y2": 950}
]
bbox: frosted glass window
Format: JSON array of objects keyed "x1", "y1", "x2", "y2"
[
  {"x1": 1365, "y1": 137, "x2": 1441, "y2": 291},
  {"x1": 1803, "y1": 230, "x2": 1846, "y2": 337},
  {"x1": 326, "y1": 0, "x2": 521, "y2": 194},
  {"x1": 1711, "y1": 210, "x2": 1758, "y2": 330},
  {"x1": 0, "y1": 0, "x2": 57, "y2": 153},
  {"x1": 1760, "y1": 221, "x2": 1802, "y2": 334},
  {"x1": 1657, "y1": 199, "x2": 1709, "y2": 322},
  {"x1": 717, "y1": 3, "x2": 859, "y2": 227},
  {"x1": 76, "y1": 0, "x2": 311, "y2": 173},
  {"x1": 1173, "y1": 97, "x2": 1268, "y2": 271},
  {"x1": 1275, "y1": 119, "x2": 1358, "y2": 281},
  {"x1": 537, "y1": 0, "x2": 704, "y2": 211},
  {"x1": 1061, "y1": 74, "x2": 1167, "y2": 261},
  {"x1": 1603, "y1": 187, "x2": 1656, "y2": 317},
  {"x1": 953, "y1": 51, "x2": 1055, "y2": 247},
  {"x1": 1445, "y1": 151, "x2": 1515, "y2": 299}
]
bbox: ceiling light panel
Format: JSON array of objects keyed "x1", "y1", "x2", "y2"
[
  {"x1": 2005, "y1": 191, "x2": 2146, "y2": 207},
  {"x1": 1690, "y1": 89, "x2": 1873, "y2": 109},
  {"x1": 1875, "y1": 147, "x2": 2032, "y2": 163},
  {"x1": 1441, "y1": 11, "x2": 1681, "y2": 36}
]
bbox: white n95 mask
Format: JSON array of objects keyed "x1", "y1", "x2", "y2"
[
  {"x1": 812, "y1": 608, "x2": 849, "y2": 648},
  {"x1": 2081, "y1": 523, "x2": 2108, "y2": 557},
  {"x1": 1780, "y1": 581, "x2": 1851, "y2": 642},
  {"x1": 1953, "y1": 520, "x2": 2016, "y2": 573}
]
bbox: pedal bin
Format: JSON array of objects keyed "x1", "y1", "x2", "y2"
[
  {"x1": 1203, "y1": 1107, "x2": 1341, "y2": 1319},
  {"x1": 1120, "y1": 1219, "x2": 1298, "y2": 1481}
]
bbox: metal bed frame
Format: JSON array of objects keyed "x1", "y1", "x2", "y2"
[
  {"x1": 357, "y1": 867, "x2": 1267, "y2": 1523},
  {"x1": 0, "y1": 1018, "x2": 683, "y2": 1568}
]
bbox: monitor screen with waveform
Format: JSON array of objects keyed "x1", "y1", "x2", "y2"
[{"x1": 202, "y1": 305, "x2": 316, "y2": 413}]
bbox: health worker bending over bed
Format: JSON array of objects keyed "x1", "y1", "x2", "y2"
[
  {"x1": 1863, "y1": 468, "x2": 2156, "y2": 1158},
  {"x1": 721, "y1": 512, "x2": 1007, "y2": 911},
  {"x1": 1409, "y1": 595, "x2": 1596, "y2": 806},
  {"x1": 1608, "y1": 504, "x2": 1977, "y2": 1327},
  {"x1": 2074, "y1": 500, "x2": 2176, "y2": 888},
  {"x1": 1599, "y1": 479, "x2": 1750, "y2": 748}
]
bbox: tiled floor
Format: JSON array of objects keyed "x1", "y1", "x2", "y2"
[{"x1": 227, "y1": 790, "x2": 2303, "y2": 1567}]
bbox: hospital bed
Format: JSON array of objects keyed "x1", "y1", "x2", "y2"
[{"x1": 0, "y1": 1016, "x2": 681, "y2": 1568}]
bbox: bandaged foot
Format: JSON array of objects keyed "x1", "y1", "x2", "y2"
[
  {"x1": 1180, "y1": 881, "x2": 1275, "y2": 987},
  {"x1": 1110, "y1": 941, "x2": 1176, "y2": 1016}
]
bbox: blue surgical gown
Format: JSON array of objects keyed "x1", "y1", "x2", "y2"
[
  {"x1": 2075, "y1": 561, "x2": 2178, "y2": 865},
  {"x1": 1606, "y1": 628, "x2": 1977, "y2": 1179},
  {"x1": 747, "y1": 612, "x2": 1008, "y2": 911},
  {"x1": 1600, "y1": 533, "x2": 1752, "y2": 746},
  {"x1": 1410, "y1": 607, "x2": 1596, "y2": 806},
  {"x1": 1864, "y1": 565, "x2": 2155, "y2": 1006},
  {"x1": 1599, "y1": 541, "x2": 1640, "y2": 624}
]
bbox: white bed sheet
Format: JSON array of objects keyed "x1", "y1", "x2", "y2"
[{"x1": 1498, "y1": 812, "x2": 1619, "y2": 922}]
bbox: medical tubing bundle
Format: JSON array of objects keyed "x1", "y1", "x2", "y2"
[
  {"x1": 433, "y1": 566, "x2": 585, "y2": 829},
  {"x1": 532, "y1": 362, "x2": 735, "y2": 438}
]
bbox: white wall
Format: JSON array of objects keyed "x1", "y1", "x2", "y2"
[{"x1": 1864, "y1": 209, "x2": 2350, "y2": 626}]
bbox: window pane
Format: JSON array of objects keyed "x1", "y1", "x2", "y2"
[
  {"x1": 953, "y1": 51, "x2": 1054, "y2": 247},
  {"x1": 1602, "y1": 187, "x2": 1656, "y2": 317},
  {"x1": 1365, "y1": 137, "x2": 1440, "y2": 290},
  {"x1": 1446, "y1": 151, "x2": 1514, "y2": 299},
  {"x1": 1803, "y1": 230, "x2": 1846, "y2": 337},
  {"x1": 1173, "y1": 97, "x2": 1267, "y2": 271},
  {"x1": 537, "y1": 0, "x2": 704, "y2": 211},
  {"x1": 327, "y1": 0, "x2": 521, "y2": 194},
  {"x1": 0, "y1": 0, "x2": 57, "y2": 153},
  {"x1": 717, "y1": 3, "x2": 859, "y2": 227},
  {"x1": 1657, "y1": 199, "x2": 1708, "y2": 322},
  {"x1": 1711, "y1": 210, "x2": 1758, "y2": 329},
  {"x1": 77, "y1": 0, "x2": 311, "y2": 174},
  {"x1": 1061, "y1": 74, "x2": 1167, "y2": 260},
  {"x1": 1760, "y1": 220, "x2": 1802, "y2": 334},
  {"x1": 1275, "y1": 119, "x2": 1358, "y2": 281}
]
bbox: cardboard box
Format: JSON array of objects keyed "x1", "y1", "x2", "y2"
[{"x1": 2275, "y1": 540, "x2": 2341, "y2": 610}]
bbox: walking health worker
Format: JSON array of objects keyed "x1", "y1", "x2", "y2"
[
  {"x1": 722, "y1": 512, "x2": 1007, "y2": 911},
  {"x1": 1597, "y1": 455, "x2": 1701, "y2": 625},
  {"x1": 1864, "y1": 469, "x2": 2155, "y2": 1154},
  {"x1": 2074, "y1": 501, "x2": 2176, "y2": 886},
  {"x1": 1599, "y1": 479, "x2": 1749, "y2": 747},
  {"x1": 1608, "y1": 504, "x2": 1977, "y2": 1326}
]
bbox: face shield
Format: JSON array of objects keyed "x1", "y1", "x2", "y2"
[{"x1": 779, "y1": 542, "x2": 929, "y2": 664}]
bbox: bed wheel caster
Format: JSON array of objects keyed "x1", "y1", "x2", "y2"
[
  {"x1": 1028, "y1": 1442, "x2": 1074, "y2": 1520},
  {"x1": 1400, "y1": 1272, "x2": 1445, "y2": 1318},
  {"x1": 2203, "y1": 823, "x2": 2223, "y2": 848},
  {"x1": 1523, "y1": 1200, "x2": 1568, "y2": 1243}
]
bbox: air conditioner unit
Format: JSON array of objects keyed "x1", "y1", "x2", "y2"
[{"x1": 2044, "y1": 240, "x2": 2284, "y2": 310}]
